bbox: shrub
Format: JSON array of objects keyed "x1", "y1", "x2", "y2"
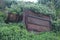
[
  {"x1": 33, "y1": 32, "x2": 60, "y2": 40},
  {"x1": 0, "y1": 11, "x2": 6, "y2": 22},
  {"x1": 5, "y1": 4, "x2": 22, "y2": 15},
  {"x1": 0, "y1": 23, "x2": 60, "y2": 40},
  {"x1": 52, "y1": 19, "x2": 60, "y2": 31},
  {"x1": 5, "y1": 3, "x2": 56, "y2": 17},
  {"x1": 0, "y1": 23, "x2": 34, "y2": 40},
  {"x1": 56, "y1": 9, "x2": 60, "y2": 18},
  {"x1": 0, "y1": 24, "x2": 20, "y2": 40},
  {"x1": 25, "y1": 4, "x2": 55, "y2": 15}
]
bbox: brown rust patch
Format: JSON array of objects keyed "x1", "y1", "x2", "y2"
[
  {"x1": 23, "y1": 10, "x2": 52, "y2": 32},
  {"x1": 5, "y1": 13, "x2": 23, "y2": 23}
]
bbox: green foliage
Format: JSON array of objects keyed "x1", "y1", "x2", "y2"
[
  {"x1": 52, "y1": 19, "x2": 60, "y2": 31},
  {"x1": 0, "y1": 23, "x2": 34, "y2": 40},
  {"x1": 33, "y1": 32, "x2": 60, "y2": 40},
  {"x1": 38, "y1": 0, "x2": 60, "y2": 9},
  {"x1": 6, "y1": 2, "x2": 56, "y2": 16},
  {"x1": 21, "y1": 2, "x2": 56, "y2": 16},
  {"x1": 24, "y1": 4, "x2": 56, "y2": 16},
  {"x1": 38, "y1": 0, "x2": 51, "y2": 4},
  {"x1": 3, "y1": 0, "x2": 17, "y2": 8},
  {"x1": 56, "y1": 9, "x2": 60, "y2": 18},
  {"x1": 0, "y1": 11, "x2": 6, "y2": 22},
  {"x1": 5, "y1": 4, "x2": 22, "y2": 15},
  {"x1": 0, "y1": 24, "x2": 21, "y2": 40},
  {"x1": 53, "y1": 0, "x2": 60, "y2": 9},
  {"x1": 0, "y1": 23, "x2": 60, "y2": 40},
  {"x1": 0, "y1": 1, "x2": 60, "y2": 40}
]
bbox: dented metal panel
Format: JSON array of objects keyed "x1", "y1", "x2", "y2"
[
  {"x1": 27, "y1": 24, "x2": 50, "y2": 32},
  {"x1": 23, "y1": 10, "x2": 51, "y2": 32}
]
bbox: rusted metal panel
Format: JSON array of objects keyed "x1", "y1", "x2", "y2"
[
  {"x1": 27, "y1": 24, "x2": 50, "y2": 32},
  {"x1": 23, "y1": 10, "x2": 51, "y2": 32},
  {"x1": 7, "y1": 13, "x2": 18, "y2": 22},
  {"x1": 25, "y1": 10, "x2": 50, "y2": 20},
  {"x1": 27, "y1": 17, "x2": 50, "y2": 27},
  {"x1": 8, "y1": 13, "x2": 17, "y2": 21},
  {"x1": 5, "y1": 13, "x2": 23, "y2": 23}
]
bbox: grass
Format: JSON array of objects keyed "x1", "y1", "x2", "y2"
[{"x1": 0, "y1": 23, "x2": 60, "y2": 40}]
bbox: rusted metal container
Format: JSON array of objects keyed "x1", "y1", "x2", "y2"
[
  {"x1": 5, "y1": 13, "x2": 23, "y2": 23},
  {"x1": 23, "y1": 9, "x2": 52, "y2": 32}
]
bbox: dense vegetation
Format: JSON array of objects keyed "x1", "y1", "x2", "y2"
[{"x1": 0, "y1": 0, "x2": 60, "y2": 40}]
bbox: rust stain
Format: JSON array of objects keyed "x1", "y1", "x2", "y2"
[{"x1": 23, "y1": 10, "x2": 52, "y2": 32}]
